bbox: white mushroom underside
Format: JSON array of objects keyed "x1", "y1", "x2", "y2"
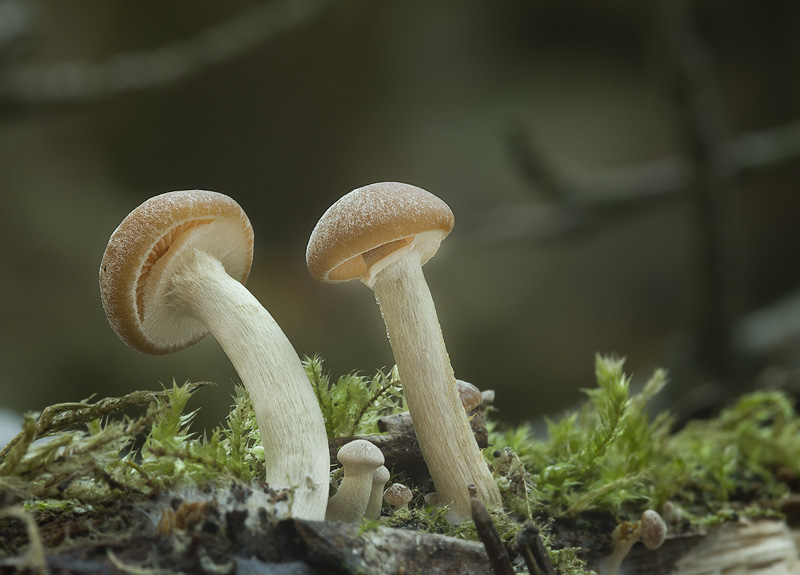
[{"x1": 140, "y1": 219, "x2": 252, "y2": 350}]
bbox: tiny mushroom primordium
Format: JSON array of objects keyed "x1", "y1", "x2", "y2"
[
  {"x1": 306, "y1": 182, "x2": 501, "y2": 523},
  {"x1": 384, "y1": 483, "x2": 413, "y2": 514},
  {"x1": 325, "y1": 439, "x2": 385, "y2": 523},
  {"x1": 99, "y1": 190, "x2": 330, "y2": 520}
]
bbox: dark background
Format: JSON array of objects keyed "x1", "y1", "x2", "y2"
[{"x1": 2, "y1": 0, "x2": 799, "y2": 439}]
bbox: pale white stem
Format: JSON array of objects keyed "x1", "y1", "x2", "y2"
[
  {"x1": 367, "y1": 254, "x2": 501, "y2": 522},
  {"x1": 600, "y1": 521, "x2": 642, "y2": 575},
  {"x1": 366, "y1": 466, "x2": 390, "y2": 520},
  {"x1": 168, "y1": 250, "x2": 329, "y2": 520},
  {"x1": 325, "y1": 469, "x2": 374, "y2": 523}
]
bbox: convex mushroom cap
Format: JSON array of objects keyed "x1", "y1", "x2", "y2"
[
  {"x1": 384, "y1": 483, "x2": 413, "y2": 514},
  {"x1": 326, "y1": 440, "x2": 385, "y2": 523},
  {"x1": 306, "y1": 181, "x2": 454, "y2": 285}
]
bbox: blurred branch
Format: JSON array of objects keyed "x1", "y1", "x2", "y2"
[
  {"x1": 0, "y1": 0, "x2": 330, "y2": 105},
  {"x1": 463, "y1": 116, "x2": 800, "y2": 245},
  {"x1": 468, "y1": 0, "x2": 800, "y2": 381},
  {"x1": 735, "y1": 288, "x2": 800, "y2": 357},
  {"x1": 0, "y1": 0, "x2": 38, "y2": 57},
  {"x1": 655, "y1": 0, "x2": 740, "y2": 378}
]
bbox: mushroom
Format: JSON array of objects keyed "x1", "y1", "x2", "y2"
[
  {"x1": 99, "y1": 190, "x2": 329, "y2": 521},
  {"x1": 457, "y1": 379, "x2": 483, "y2": 412},
  {"x1": 307, "y1": 182, "x2": 501, "y2": 522},
  {"x1": 366, "y1": 465, "x2": 391, "y2": 520},
  {"x1": 326, "y1": 440, "x2": 385, "y2": 523},
  {"x1": 383, "y1": 483, "x2": 413, "y2": 514},
  {"x1": 640, "y1": 509, "x2": 668, "y2": 550},
  {"x1": 600, "y1": 510, "x2": 667, "y2": 575}
]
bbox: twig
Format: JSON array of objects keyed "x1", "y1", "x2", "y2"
[
  {"x1": 0, "y1": 0, "x2": 331, "y2": 105},
  {"x1": 476, "y1": 116, "x2": 800, "y2": 247},
  {"x1": 469, "y1": 484, "x2": 516, "y2": 575},
  {"x1": 653, "y1": 0, "x2": 740, "y2": 378},
  {"x1": 516, "y1": 522, "x2": 556, "y2": 575}
]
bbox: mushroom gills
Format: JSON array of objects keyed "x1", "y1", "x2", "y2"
[
  {"x1": 140, "y1": 217, "x2": 253, "y2": 347},
  {"x1": 136, "y1": 219, "x2": 213, "y2": 320}
]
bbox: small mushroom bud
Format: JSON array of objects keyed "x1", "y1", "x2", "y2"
[
  {"x1": 326, "y1": 440, "x2": 385, "y2": 523},
  {"x1": 383, "y1": 483, "x2": 413, "y2": 514},
  {"x1": 365, "y1": 465, "x2": 391, "y2": 520},
  {"x1": 457, "y1": 380, "x2": 483, "y2": 412},
  {"x1": 640, "y1": 509, "x2": 667, "y2": 550},
  {"x1": 661, "y1": 501, "x2": 683, "y2": 525}
]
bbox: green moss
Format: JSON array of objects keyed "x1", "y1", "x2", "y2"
[
  {"x1": 488, "y1": 355, "x2": 798, "y2": 528},
  {"x1": 305, "y1": 355, "x2": 406, "y2": 438},
  {"x1": 2, "y1": 354, "x2": 799, "y2": 574}
]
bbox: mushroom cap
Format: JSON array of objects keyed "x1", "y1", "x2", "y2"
[
  {"x1": 640, "y1": 510, "x2": 667, "y2": 550},
  {"x1": 306, "y1": 182, "x2": 454, "y2": 284},
  {"x1": 384, "y1": 483, "x2": 413, "y2": 507},
  {"x1": 456, "y1": 379, "x2": 483, "y2": 411},
  {"x1": 336, "y1": 439, "x2": 385, "y2": 472},
  {"x1": 372, "y1": 465, "x2": 391, "y2": 486},
  {"x1": 99, "y1": 190, "x2": 253, "y2": 355}
]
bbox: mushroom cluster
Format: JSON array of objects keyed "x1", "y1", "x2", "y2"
[
  {"x1": 326, "y1": 440, "x2": 385, "y2": 522},
  {"x1": 99, "y1": 190, "x2": 329, "y2": 521},
  {"x1": 100, "y1": 183, "x2": 501, "y2": 525}
]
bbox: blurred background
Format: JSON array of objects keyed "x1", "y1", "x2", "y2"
[{"x1": 1, "y1": 0, "x2": 800, "y2": 438}]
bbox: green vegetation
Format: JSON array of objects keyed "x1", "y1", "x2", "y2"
[
  {"x1": 0, "y1": 354, "x2": 798, "y2": 574},
  {"x1": 488, "y1": 355, "x2": 798, "y2": 526},
  {"x1": 305, "y1": 355, "x2": 405, "y2": 438}
]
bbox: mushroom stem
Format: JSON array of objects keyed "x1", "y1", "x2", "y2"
[
  {"x1": 366, "y1": 466, "x2": 391, "y2": 520},
  {"x1": 166, "y1": 249, "x2": 329, "y2": 520},
  {"x1": 366, "y1": 253, "x2": 501, "y2": 522}
]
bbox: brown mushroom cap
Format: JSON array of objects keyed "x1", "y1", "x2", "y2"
[
  {"x1": 99, "y1": 190, "x2": 253, "y2": 355},
  {"x1": 383, "y1": 483, "x2": 413, "y2": 509},
  {"x1": 640, "y1": 510, "x2": 667, "y2": 550},
  {"x1": 456, "y1": 379, "x2": 483, "y2": 412},
  {"x1": 306, "y1": 182, "x2": 454, "y2": 283}
]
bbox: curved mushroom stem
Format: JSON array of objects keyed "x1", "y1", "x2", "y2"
[
  {"x1": 366, "y1": 252, "x2": 501, "y2": 522},
  {"x1": 165, "y1": 250, "x2": 329, "y2": 520}
]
